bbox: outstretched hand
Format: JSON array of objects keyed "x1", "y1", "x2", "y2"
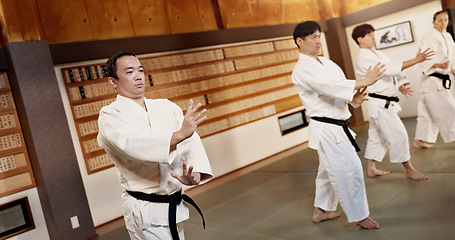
[
  {"x1": 179, "y1": 99, "x2": 207, "y2": 140},
  {"x1": 171, "y1": 162, "x2": 201, "y2": 186},
  {"x1": 415, "y1": 48, "x2": 434, "y2": 63},
  {"x1": 170, "y1": 99, "x2": 207, "y2": 152},
  {"x1": 352, "y1": 87, "x2": 368, "y2": 105},
  {"x1": 399, "y1": 84, "x2": 413, "y2": 98},
  {"x1": 364, "y1": 63, "x2": 386, "y2": 87}
]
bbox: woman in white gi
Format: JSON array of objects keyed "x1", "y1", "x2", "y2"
[
  {"x1": 413, "y1": 10, "x2": 455, "y2": 148},
  {"x1": 292, "y1": 21, "x2": 385, "y2": 229},
  {"x1": 352, "y1": 24, "x2": 431, "y2": 180},
  {"x1": 97, "y1": 52, "x2": 213, "y2": 240}
]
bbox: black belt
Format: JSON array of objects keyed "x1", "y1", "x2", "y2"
[
  {"x1": 310, "y1": 117, "x2": 361, "y2": 152},
  {"x1": 429, "y1": 72, "x2": 451, "y2": 89},
  {"x1": 368, "y1": 93, "x2": 399, "y2": 108},
  {"x1": 126, "y1": 189, "x2": 205, "y2": 240}
]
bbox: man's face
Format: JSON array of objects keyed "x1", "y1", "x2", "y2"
[
  {"x1": 358, "y1": 32, "x2": 375, "y2": 49},
  {"x1": 110, "y1": 55, "x2": 145, "y2": 99},
  {"x1": 434, "y1": 12, "x2": 449, "y2": 32},
  {"x1": 297, "y1": 30, "x2": 321, "y2": 56}
]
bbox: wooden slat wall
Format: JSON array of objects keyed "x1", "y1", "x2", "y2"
[
  {"x1": 165, "y1": 0, "x2": 205, "y2": 33},
  {"x1": 342, "y1": 0, "x2": 391, "y2": 16},
  {"x1": 85, "y1": 0, "x2": 135, "y2": 40},
  {"x1": 36, "y1": 0, "x2": 93, "y2": 43},
  {"x1": 127, "y1": 0, "x2": 171, "y2": 36},
  {"x1": 196, "y1": 0, "x2": 220, "y2": 31},
  {"x1": 0, "y1": 0, "x2": 44, "y2": 44},
  {"x1": 0, "y1": 0, "x2": 397, "y2": 45}
]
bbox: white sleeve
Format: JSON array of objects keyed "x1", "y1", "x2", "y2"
[
  {"x1": 292, "y1": 59, "x2": 356, "y2": 102},
  {"x1": 97, "y1": 106, "x2": 176, "y2": 165},
  {"x1": 356, "y1": 50, "x2": 402, "y2": 78}
]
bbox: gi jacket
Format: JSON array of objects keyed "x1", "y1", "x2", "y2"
[
  {"x1": 97, "y1": 95, "x2": 212, "y2": 225},
  {"x1": 419, "y1": 28, "x2": 455, "y2": 92},
  {"x1": 355, "y1": 48, "x2": 408, "y2": 118},
  {"x1": 292, "y1": 53, "x2": 358, "y2": 150}
]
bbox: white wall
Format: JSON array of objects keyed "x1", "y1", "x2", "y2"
[
  {"x1": 0, "y1": 189, "x2": 50, "y2": 240},
  {"x1": 345, "y1": 0, "x2": 444, "y2": 119},
  {"x1": 53, "y1": 35, "x2": 322, "y2": 226}
]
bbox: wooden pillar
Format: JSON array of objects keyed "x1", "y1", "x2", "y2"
[
  {"x1": 324, "y1": 17, "x2": 364, "y2": 124},
  {"x1": 5, "y1": 41, "x2": 96, "y2": 240}
]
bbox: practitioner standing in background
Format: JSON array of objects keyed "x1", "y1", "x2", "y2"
[
  {"x1": 413, "y1": 10, "x2": 455, "y2": 148},
  {"x1": 292, "y1": 21, "x2": 385, "y2": 229},
  {"x1": 352, "y1": 23, "x2": 431, "y2": 180}
]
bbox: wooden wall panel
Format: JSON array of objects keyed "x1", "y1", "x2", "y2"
[
  {"x1": 282, "y1": 0, "x2": 322, "y2": 23},
  {"x1": 196, "y1": 0, "x2": 220, "y2": 31},
  {"x1": 165, "y1": 0, "x2": 204, "y2": 33},
  {"x1": 0, "y1": 0, "x2": 44, "y2": 44},
  {"x1": 127, "y1": 0, "x2": 171, "y2": 36},
  {"x1": 85, "y1": 0, "x2": 135, "y2": 40},
  {"x1": 442, "y1": 0, "x2": 455, "y2": 9},
  {"x1": 37, "y1": 0, "x2": 93, "y2": 44},
  {"x1": 218, "y1": 0, "x2": 283, "y2": 28},
  {"x1": 341, "y1": 0, "x2": 391, "y2": 16},
  {"x1": 317, "y1": 0, "x2": 342, "y2": 20}
]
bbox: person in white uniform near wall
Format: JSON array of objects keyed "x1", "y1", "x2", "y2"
[
  {"x1": 292, "y1": 21, "x2": 386, "y2": 229},
  {"x1": 97, "y1": 51, "x2": 213, "y2": 240},
  {"x1": 413, "y1": 10, "x2": 455, "y2": 148},
  {"x1": 352, "y1": 24, "x2": 431, "y2": 180}
]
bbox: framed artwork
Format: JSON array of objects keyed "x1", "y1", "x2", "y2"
[
  {"x1": 0, "y1": 197, "x2": 35, "y2": 239},
  {"x1": 374, "y1": 21, "x2": 414, "y2": 50},
  {"x1": 278, "y1": 109, "x2": 309, "y2": 135}
]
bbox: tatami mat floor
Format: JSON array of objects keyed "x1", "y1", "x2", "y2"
[{"x1": 94, "y1": 117, "x2": 455, "y2": 240}]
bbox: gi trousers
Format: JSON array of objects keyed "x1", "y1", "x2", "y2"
[
  {"x1": 127, "y1": 222, "x2": 184, "y2": 240},
  {"x1": 365, "y1": 107, "x2": 410, "y2": 163},
  {"x1": 415, "y1": 84, "x2": 455, "y2": 143},
  {"x1": 315, "y1": 126, "x2": 370, "y2": 223}
]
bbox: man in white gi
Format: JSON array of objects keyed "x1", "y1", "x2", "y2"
[
  {"x1": 97, "y1": 51, "x2": 213, "y2": 240},
  {"x1": 292, "y1": 21, "x2": 385, "y2": 229},
  {"x1": 413, "y1": 10, "x2": 455, "y2": 148},
  {"x1": 352, "y1": 24, "x2": 431, "y2": 180}
]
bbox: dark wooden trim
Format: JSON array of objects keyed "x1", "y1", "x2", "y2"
[
  {"x1": 0, "y1": 48, "x2": 8, "y2": 70},
  {"x1": 49, "y1": 22, "x2": 327, "y2": 64},
  {"x1": 342, "y1": 0, "x2": 437, "y2": 27},
  {"x1": 211, "y1": 0, "x2": 225, "y2": 29}
]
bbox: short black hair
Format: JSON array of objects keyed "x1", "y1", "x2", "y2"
[
  {"x1": 293, "y1": 21, "x2": 321, "y2": 48},
  {"x1": 433, "y1": 10, "x2": 449, "y2": 21},
  {"x1": 352, "y1": 24, "x2": 375, "y2": 45},
  {"x1": 106, "y1": 51, "x2": 136, "y2": 79}
]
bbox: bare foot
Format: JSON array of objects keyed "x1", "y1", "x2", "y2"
[
  {"x1": 412, "y1": 140, "x2": 434, "y2": 149},
  {"x1": 356, "y1": 217, "x2": 380, "y2": 229},
  {"x1": 312, "y1": 207, "x2": 341, "y2": 223},
  {"x1": 403, "y1": 161, "x2": 428, "y2": 181},
  {"x1": 406, "y1": 168, "x2": 428, "y2": 181},
  {"x1": 367, "y1": 168, "x2": 390, "y2": 178}
]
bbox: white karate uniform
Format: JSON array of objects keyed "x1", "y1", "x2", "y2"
[
  {"x1": 355, "y1": 48, "x2": 410, "y2": 163},
  {"x1": 292, "y1": 53, "x2": 369, "y2": 223},
  {"x1": 415, "y1": 28, "x2": 455, "y2": 143},
  {"x1": 98, "y1": 95, "x2": 213, "y2": 240}
]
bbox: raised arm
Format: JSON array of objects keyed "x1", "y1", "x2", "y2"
[{"x1": 401, "y1": 48, "x2": 434, "y2": 70}]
